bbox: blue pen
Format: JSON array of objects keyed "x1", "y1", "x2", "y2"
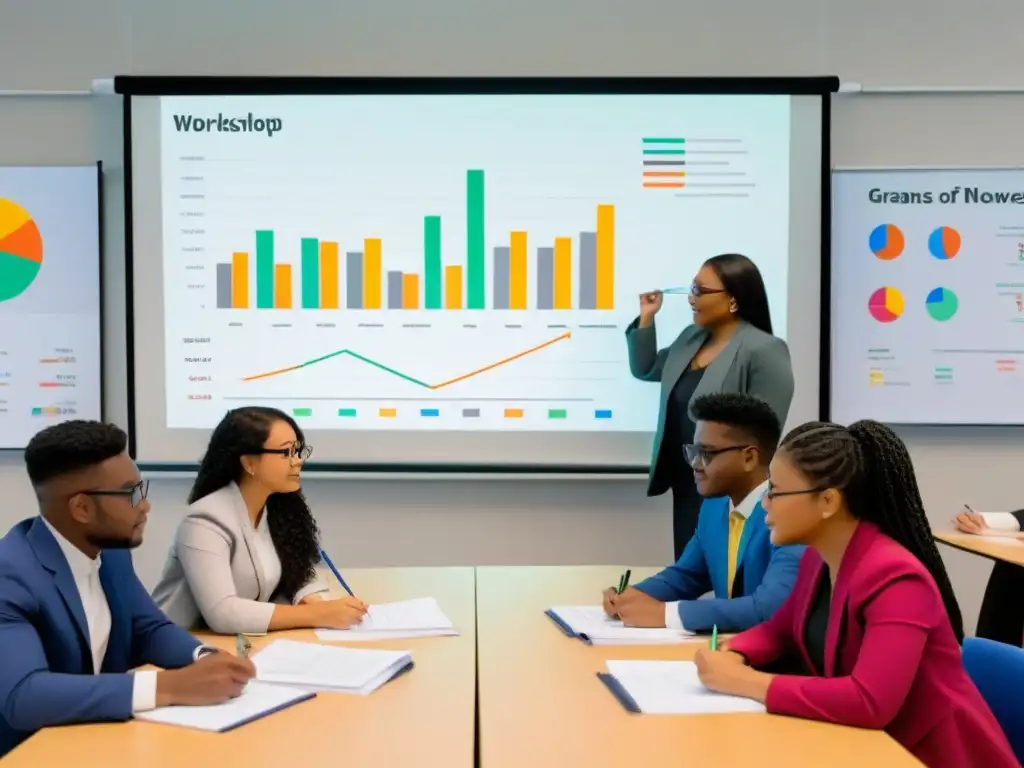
[
  {"x1": 319, "y1": 548, "x2": 354, "y2": 596},
  {"x1": 660, "y1": 286, "x2": 690, "y2": 295}
]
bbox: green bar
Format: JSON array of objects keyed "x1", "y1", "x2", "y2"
[
  {"x1": 547, "y1": 409, "x2": 568, "y2": 419},
  {"x1": 337, "y1": 408, "x2": 357, "y2": 417},
  {"x1": 466, "y1": 169, "x2": 485, "y2": 309},
  {"x1": 642, "y1": 149, "x2": 686, "y2": 155},
  {"x1": 424, "y1": 216, "x2": 442, "y2": 309},
  {"x1": 293, "y1": 408, "x2": 312, "y2": 417},
  {"x1": 642, "y1": 137, "x2": 685, "y2": 144},
  {"x1": 255, "y1": 230, "x2": 275, "y2": 309},
  {"x1": 301, "y1": 237, "x2": 320, "y2": 309}
]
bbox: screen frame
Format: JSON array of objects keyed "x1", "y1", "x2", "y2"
[{"x1": 117, "y1": 75, "x2": 838, "y2": 473}]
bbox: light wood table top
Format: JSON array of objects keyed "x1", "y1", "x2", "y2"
[
  {"x1": 5, "y1": 567, "x2": 476, "y2": 768},
  {"x1": 935, "y1": 530, "x2": 1024, "y2": 566},
  {"x1": 476, "y1": 565, "x2": 920, "y2": 768}
]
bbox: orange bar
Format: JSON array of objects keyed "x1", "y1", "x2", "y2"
[
  {"x1": 231, "y1": 251, "x2": 249, "y2": 308},
  {"x1": 643, "y1": 182, "x2": 684, "y2": 188},
  {"x1": 643, "y1": 171, "x2": 686, "y2": 178},
  {"x1": 509, "y1": 231, "x2": 527, "y2": 310},
  {"x1": 504, "y1": 408, "x2": 524, "y2": 418},
  {"x1": 319, "y1": 241, "x2": 339, "y2": 309},
  {"x1": 444, "y1": 265, "x2": 463, "y2": 309},
  {"x1": 596, "y1": 204, "x2": 614, "y2": 309},
  {"x1": 363, "y1": 238, "x2": 382, "y2": 309},
  {"x1": 379, "y1": 408, "x2": 397, "y2": 418},
  {"x1": 402, "y1": 273, "x2": 420, "y2": 309},
  {"x1": 273, "y1": 264, "x2": 292, "y2": 308},
  {"x1": 553, "y1": 237, "x2": 572, "y2": 310}
]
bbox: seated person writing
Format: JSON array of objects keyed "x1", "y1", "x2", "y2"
[
  {"x1": 954, "y1": 507, "x2": 1024, "y2": 646},
  {"x1": 154, "y1": 406, "x2": 367, "y2": 634},
  {"x1": 0, "y1": 421, "x2": 255, "y2": 757},
  {"x1": 694, "y1": 420, "x2": 1017, "y2": 768},
  {"x1": 604, "y1": 393, "x2": 803, "y2": 633}
]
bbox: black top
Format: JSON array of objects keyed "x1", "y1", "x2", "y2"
[
  {"x1": 655, "y1": 366, "x2": 707, "y2": 484},
  {"x1": 803, "y1": 567, "x2": 831, "y2": 675}
]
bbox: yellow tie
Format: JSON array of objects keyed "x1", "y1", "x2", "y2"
[{"x1": 726, "y1": 510, "x2": 746, "y2": 597}]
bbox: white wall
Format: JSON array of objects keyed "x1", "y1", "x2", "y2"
[{"x1": 3, "y1": 0, "x2": 1024, "y2": 631}]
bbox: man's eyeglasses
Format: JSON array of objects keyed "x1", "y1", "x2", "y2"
[
  {"x1": 258, "y1": 444, "x2": 313, "y2": 461},
  {"x1": 683, "y1": 444, "x2": 750, "y2": 469},
  {"x1": 80, "y1": 479, "x2": 150, "y2": 508}
]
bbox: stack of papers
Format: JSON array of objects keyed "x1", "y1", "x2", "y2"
[
  {"x1": 315, "y1": 597, "x2": 458, "y2": 642},
  {"x1": 135, "y1": 681, "x2": 315, "y2": 732},
  {"x1": 547, "y1": 605, "x2": 695, "y2": 645},
  {"x1": 253, "y1": 639, "x2": 413, "y2": 695},
  {"x1": 601, "y1": 660, "x2": 766, "y2": 714}
]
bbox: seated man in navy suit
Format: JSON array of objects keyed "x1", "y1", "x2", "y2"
[
  {"x1": 0, "y1": 420, "x2": 256, "y2": 756},
  {"x1": 605, "y1": 393, "x2": 803, "y2": 633}
]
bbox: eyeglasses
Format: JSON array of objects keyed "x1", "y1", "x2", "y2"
[
  {"x1": 764, "y1": 487, "x2": 823, "y2": 500},
  {"x1": 690, "y1": 283, "x2": 727, "y2": 297},
  {"x1": 80, "y1": 479, "x2": 150, "y2": 508},
  {"x1": 683, "y1": 444, "x2": 751, "y2": 469},
  {"x1": 258, "y1": 444, "x2": 313, "y2": 461}
]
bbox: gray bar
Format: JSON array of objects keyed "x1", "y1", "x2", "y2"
[
  {"x1": 578, "y1": 232, "x2": 597, "y2": 310},
  {"x1": 216, "y1": 263, "x2": 232, "y2": 309},
  {"x1": 462, "y1": 408, "x2": 481, "y2": 418},
  {"x1": 346, "y1": 252, "x2": 363, "y2": 309},
  {"x1": 387, "y1": 271, "x2": 404, "y2": 309},
  {"x1": 493, "y1": 246, "x2": 510, "y2": 310},
  {"x1": 536, "y1": 246, "x2": 554, "y2": 310}
]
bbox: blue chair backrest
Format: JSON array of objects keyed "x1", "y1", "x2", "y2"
[{"x1": 963, "y1": 637, "x2": 1024, "y2": 763}]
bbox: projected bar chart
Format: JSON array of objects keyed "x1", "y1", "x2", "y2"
[{"x1": 213, "y1": 169, "x2": 615, "y2": 311}]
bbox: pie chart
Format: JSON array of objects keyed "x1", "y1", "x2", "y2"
[
  {"x1": 926, "y1": 286, "x2": 958, "y2": 321},
  {"x1": 928, "y1": 226, "x2": 961, "y2": 260},
  {"x1": 868, "y1": 224, "x2": 904, "y2": 260},
  {"x1": 868, "y1": 286, "x2": 904, "y2": 323},
  {"x1": 0, "y1": 199, "x2": 43, "y2": 302}
]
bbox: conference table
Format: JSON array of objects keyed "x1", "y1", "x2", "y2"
[
  {"x1": 475, "y1": 565, "x2": 920, "y2": 768},
  {"x1": 934, "y1": 530, "x2": 1024, "y2": 566},
  {"x1": 4, "y1": 567, "x2": 477, "y2": 768}
]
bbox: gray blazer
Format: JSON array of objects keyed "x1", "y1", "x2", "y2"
[
  {"x1": 625, "y1": 318, "x2": 795, "y2": 492},
  {"x1": 152, "y1": 483, "x2": 328, "y2": 634}
]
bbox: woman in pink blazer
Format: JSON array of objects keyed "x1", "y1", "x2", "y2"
[{"x1": 692, "y1": 420, "x2": 1017, "y2": 768}]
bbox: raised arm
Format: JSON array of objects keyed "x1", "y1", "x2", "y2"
[
  {"x1": 746, "y1": 338, "x2": 795, "y2": 427},
  {"x1": 677, "y1": 544, "x2": 804, "y2": 633},
  {"x1": 624, "y1": 318, "x2": 670, "y2": 382},
  {"x1": 763, "y1": 573, "x2": 938, "y2": 729}
]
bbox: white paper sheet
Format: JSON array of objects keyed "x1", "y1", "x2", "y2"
[
  {"x1": 549, "y1": 605, "x2": 695, "y2": 645},
  {"x1": 134, "y1": 681, "x2": 312, "y2": 731},
  {"x1": 315, "y1": 597, "x2": 459, "y2": 642},
  {"x1": 605, "y1": 660, "x2": 766, "y2": 715},
  {"x1": 253, "y1": 639, "x2": 412, "y2": 695}
]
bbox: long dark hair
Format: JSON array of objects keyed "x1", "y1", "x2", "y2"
[
  {"x1": 189, "y1": 406, "x2": 321, "y2": 602},
  {"x1": 704, "y1": 253, "x2": 774, "y2": 336},
  {"x1": 780, "y1": 419, "x2": 964, "y2": 643}
]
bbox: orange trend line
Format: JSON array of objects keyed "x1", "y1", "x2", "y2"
[{"x1": 429, "y1": 332, "x2": 571, "y2": 389}]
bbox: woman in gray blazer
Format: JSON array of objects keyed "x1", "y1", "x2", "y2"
[
  {"x1": 625, "y1": 253, "x2": 794, "y2": 560},
  {"x1": 153, "y1": 406, "x2": 368, "y2": 634}
]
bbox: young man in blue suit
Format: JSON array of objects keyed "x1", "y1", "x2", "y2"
[
  {"x1": 604, "y1": 393, "x2": 803, "y2": 633},
  {"x1": 0, "y1": 420, "x2": 256, "y2": 756}
]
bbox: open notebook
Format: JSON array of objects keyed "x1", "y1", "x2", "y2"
[
  {"x1": 316, "y1": 597, "x2": 458, "y2": 642},
  {"x1": 253, "y1": 639, "x2": 413, "y2": 695},
  {"x1": 135, "y1": 681, "x2": 315, "y2": 732},
  {"x1": 599, "y1": 660, "x2": 766, "y2": 715},
  {"x1": 546, "y1": 605, "x2": 696, "y2": 645}
]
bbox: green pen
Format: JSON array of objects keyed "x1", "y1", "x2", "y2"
[
  {"x1": 710, "y1": 624, "x2": 719, "y2": 651},
  {"x1": 617, "y1": 569, "x2": 632, "y2": 594},
  {"x1": 235, "y1": 633, "x2": 251, "y2": 660}
]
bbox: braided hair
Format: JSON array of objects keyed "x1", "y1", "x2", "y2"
[
  {"x1": 780, "y1": 419, "x2": 964, "y2": 643},
  {"x1": 189, "y1": 407, "x2": 321, "y2": 602}
]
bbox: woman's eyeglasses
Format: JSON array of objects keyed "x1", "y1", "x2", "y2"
[{"x1": 258, "y1": 444, "x2": 313, "y2": 461}]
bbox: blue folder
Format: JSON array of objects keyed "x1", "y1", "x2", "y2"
[{"x1": 544, "y1": 608, "x2": 594, "y2": 645}]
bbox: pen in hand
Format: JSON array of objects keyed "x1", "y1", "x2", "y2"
[
  {"x1": 617, "y1": 569, "x2": 632, "y2": 594},
  {"x1": 710, "y1": 624, "x2": 718, "y2": 651},
  {"x1": 235, "y1": 633, "x2": 251, "y2": 660}
]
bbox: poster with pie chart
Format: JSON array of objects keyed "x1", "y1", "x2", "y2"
[
  {"x1": 832, "y1": 167, "x2": 1024, "y2": 425},
  {"x1": 0, "y1": 165, "x2": 101, "y2": 448}
]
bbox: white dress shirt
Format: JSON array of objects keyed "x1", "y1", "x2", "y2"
[
  {"x1": 664, "y1": 479, "x2": 770, "y2": 630},
  {"x1": 981, "y1": 512, "x2": 1022, "y2": 532},
  {"x1": 41, "y1": 518, "x2": 208, "y2": 713}
]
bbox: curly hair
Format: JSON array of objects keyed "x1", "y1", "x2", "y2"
[
  {"x1": 780, "y1": 419, "x2": 964, "y2": 643},
  {"x1": 189, "y1": 406, "x2": 321, "y2": 602},
  {"x1": 690, "y1": 392, "x2": 782, "y2": 463},
  {"x1": 25, "y1": 420, "x2": 128, "y2": 485}
]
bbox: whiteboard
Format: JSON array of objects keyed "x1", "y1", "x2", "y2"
[{"x1": 831, "y1": 167, "x2": 1024, "y2": 426}]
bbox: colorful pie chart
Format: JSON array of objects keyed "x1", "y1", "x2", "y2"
[
  {"x1": 868, "y1": 224, "x2": 904, "y2": 260},
  {"x1": 926, "y1": 287, "x2": 958, "y2": 321},
  {"x1": 0, "y1": 199, "x2": 44, "y2": 302},
  {"x1": 868, "y1": 286, "x2": 904, "y2": 323},
  {"x1": 928, "y1": 226, "x2": 961, "y2": 260}
]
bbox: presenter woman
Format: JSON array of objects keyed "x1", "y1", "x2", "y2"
[
  {"x1": 626, "y1": 253, "x2": 794, "y2": 559},
  {"x1": 153, "y1": 406, "x2": 368, "y2": 634}
]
